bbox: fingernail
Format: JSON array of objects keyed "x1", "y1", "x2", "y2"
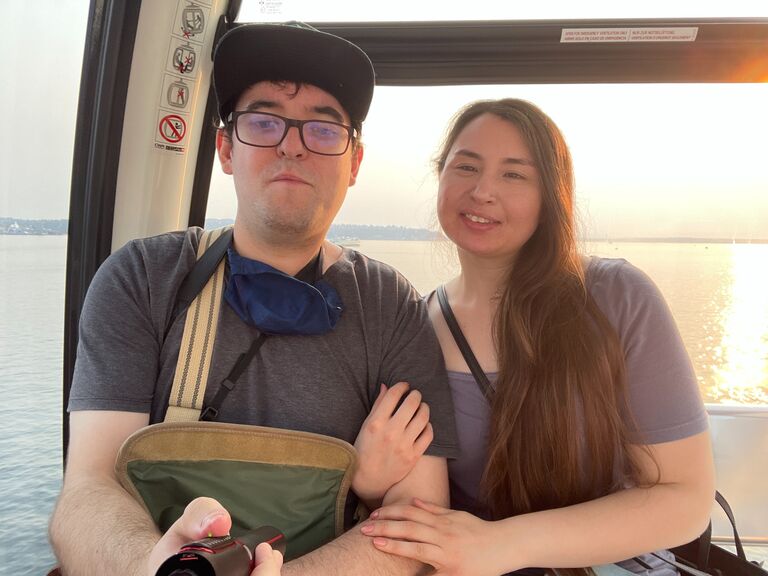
[
  {"x1": 201, "y1": 511, "x2": 226, "y2": 530},
  {"x1": 373, "y1": 537, "x2": 387, "y2": 547},
  {"x1": 361, "y1": 524, "x2": 373, "y2": 534},
  {"x1": 369, "y1": 510, "x2": 379, "y2": 519}
]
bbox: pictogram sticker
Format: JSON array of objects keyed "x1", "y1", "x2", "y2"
[
  {"x1": 167, "y1": 80, "x2": 189, "y2": 108},
  {"x1": 258, "y1": 0, "x2": 284, "y2": 15},
  {"x1": 155, "y1": 0, "x2": 214, "y2": 154},
  {"x1": 173, "y1": 2, "x2": 210, "y2": 43},
  {"x1": 159, "y1": 114, "x2": 187, "y2": 143},
  {"x1": 173, "y1": 44, "x2": 197, "y2": 75},
  {"x1": 181, "y1": 6, "x2": 205, "y2": 36}
]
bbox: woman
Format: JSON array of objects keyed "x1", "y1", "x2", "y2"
[{"x1": 357, "y1": 99, "x2": 715, "y2": 575}]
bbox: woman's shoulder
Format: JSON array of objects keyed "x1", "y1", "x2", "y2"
[
  {"x1": 586, "y1": 255, "x2": 653, "y2": 287},
  {"x1": 586, "y1": 256, "x2": 662, "y2": 302},
  {"x1": 585, "y1": 261, "x2": 706, "y2": 444},
  {"x1": 585, "y1": 256, "x2": 671, "y2": 328}
]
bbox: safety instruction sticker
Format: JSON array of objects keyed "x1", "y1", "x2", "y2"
[
  {"x1": 159, "y1": 114, "x2": 187, "y2": 143},
  {"x1": 561, "y1": 27, "x2": 698, "y2": 43},
  {"x1": 257, "y1": 0, "x2": 284, "y2": 15},
  {"x1": 161, "y1": 74, "x2": 193, "y2": 110},
  {"x1": 155, "y1": 0, "x2": 213, "y2": 154}
]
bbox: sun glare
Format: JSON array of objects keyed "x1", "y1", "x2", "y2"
[{"x1": 710, "y1": 245, "x2": 768, "y2": 405}]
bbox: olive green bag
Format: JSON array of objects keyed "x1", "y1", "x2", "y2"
[
  {"x1": 114, "y1": 227, "x2": 357, "y2": 560},
  {"x1": 115, "y1": 421, "x2": 355, "y2": 560}
]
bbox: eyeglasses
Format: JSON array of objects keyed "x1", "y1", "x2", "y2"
[{"x1": 228, "y1": 111, "x2": 355, "y2": 156}]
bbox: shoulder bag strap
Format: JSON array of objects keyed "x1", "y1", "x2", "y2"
[
  {"x1": 165, "y1": 226, "x2": 231, "y2": 422},
  {"x1": 173, "y1": 227, "x2": 234, "y2": 318},
  {"x1": 436, "y1": 284, "x2": 494, "y2": 401},
  {"x1": 715, "y1": 490, "x2": 747, "y2": 561},
  {"x1": 647, "y1": 552, "x2": 715, "y2": 576}
]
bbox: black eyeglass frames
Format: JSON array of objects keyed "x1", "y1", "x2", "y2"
[{"x1": 228, "y1": 111, "x2": 355, "y2": 156}]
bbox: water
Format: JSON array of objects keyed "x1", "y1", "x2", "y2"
[
  {"x1": 0, "y1": 236, "x2": 65, "y2": 575},
  {"x1": 1, "y1": 236, "x2": 767, "y2": 574}
]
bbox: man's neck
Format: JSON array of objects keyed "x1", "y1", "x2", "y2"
[{"x1": 231, "y1": 225, "x2": 341, "y2": 276}]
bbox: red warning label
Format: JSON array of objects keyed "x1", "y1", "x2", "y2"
[{"x1": 159, "y1": 114, "x2": 186, "y2": 143}]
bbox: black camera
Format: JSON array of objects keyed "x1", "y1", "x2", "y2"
[{"x1": 155, "y1": 526, "x2": 286, "y2": 576}]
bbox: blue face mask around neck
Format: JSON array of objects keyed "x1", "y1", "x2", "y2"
[{"x1": 223, "y1": 248, "x2": 343, "y2": 335}]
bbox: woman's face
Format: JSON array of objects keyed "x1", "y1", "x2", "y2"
[{"x1": 437, "y1": 113, "x2": 543, "y2": 263}]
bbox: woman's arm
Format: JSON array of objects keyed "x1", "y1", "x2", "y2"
[
  {"x1": 362, "y1": 429, "x2": 714, "y2": 574},
  {"x1": 493, "y1": 430, "x2": 714, "y2": 570}
]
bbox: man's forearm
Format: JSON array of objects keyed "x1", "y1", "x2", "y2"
[
  {"x1": 283, "y1": 456, "x2": 448, "y2": 575},
  {"x1": 283, "y1": 455, "x2": 448, "y2": 575},
  {"x1": 282, "y1": 525, "x2": 431, "y2": 576},
  {"x1": 50, "y1": 475, "x2": 160, "y2": 576}
]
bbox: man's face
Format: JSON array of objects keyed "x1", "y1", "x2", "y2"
[{"x1": 217, "y1": 81, "x2": 363, "y2": 245}]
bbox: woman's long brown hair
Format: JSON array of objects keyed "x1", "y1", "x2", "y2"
[{"x1": 437, "y1": 100, "x2": 652, "y2": 575}]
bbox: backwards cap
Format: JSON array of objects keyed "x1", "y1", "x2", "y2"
[{"x1": 213, "y1": 22, "x2": 375, "y2": 125}]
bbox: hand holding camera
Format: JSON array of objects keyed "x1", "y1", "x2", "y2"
[{"x1": 155, "y1": 526, "x2": 286, "y2": 576}]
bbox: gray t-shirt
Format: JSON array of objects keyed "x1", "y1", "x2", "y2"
[
  {"x1": 445, "y1": 257, "x2": 708, "y2": 575},
  {"x1": 69, "y1": 228, "x2": 458, "y2": 456}
]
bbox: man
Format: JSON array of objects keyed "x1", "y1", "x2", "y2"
[{"x1": 49, "y1": 22, "x2": 457, "y2": 576}]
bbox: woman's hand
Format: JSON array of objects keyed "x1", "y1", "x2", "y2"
[
  {"x1": 251, "y1": 542, "x2": 284, "y2": 576},
  {"x1": 360, "y1": 498, "x2": 504, "y2": 576},
  {"x1": 352, "y1": 382, "x2": 434, "y2": 503}
]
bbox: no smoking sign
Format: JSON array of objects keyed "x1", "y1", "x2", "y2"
[
  {"x1": 159, "y1": 114, "x2": 186, "y2": 143},
  {"x1": 155, "y1": 112, "x2": 188, "y2": 153}
]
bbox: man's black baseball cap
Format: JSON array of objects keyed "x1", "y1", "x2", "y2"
[{"x1": 213, "y1": 22, "x2": 375, "y2": 125}]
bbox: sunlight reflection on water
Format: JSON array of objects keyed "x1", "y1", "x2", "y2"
[{"x1": 713, "y1": 244, "x2": 768, "y2": 405}]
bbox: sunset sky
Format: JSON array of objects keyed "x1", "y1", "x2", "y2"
[{"x1": 3, "y1": 0, "x2": 766, "y2": 239}]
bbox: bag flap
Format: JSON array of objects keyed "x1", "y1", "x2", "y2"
[{"x1": 115, "y1": 421, "x2": 357, "y2": 559}]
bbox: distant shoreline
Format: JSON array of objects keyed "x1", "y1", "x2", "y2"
[
  {"x1": 586, "y1": 238, "x2": 768, "y2": 244},
  {"x1": 1, "y1": 218, "x2": 766, "y2": 244}
]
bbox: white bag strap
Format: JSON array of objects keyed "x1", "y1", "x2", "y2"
[{"x1": 165, "y1": 227, "x2": 229, "y2": 422}]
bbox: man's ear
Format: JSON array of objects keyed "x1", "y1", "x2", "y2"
[
  {"x1": 348, "y1": 143, "x2": 364, "y2": 187},
  {"x1": 216, "y1": 129, "x2": 233, "y2": 175}
]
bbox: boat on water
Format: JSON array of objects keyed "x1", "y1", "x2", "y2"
[{"x1": 337, "y1": 237, "x2": 361, "y2": 248}]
